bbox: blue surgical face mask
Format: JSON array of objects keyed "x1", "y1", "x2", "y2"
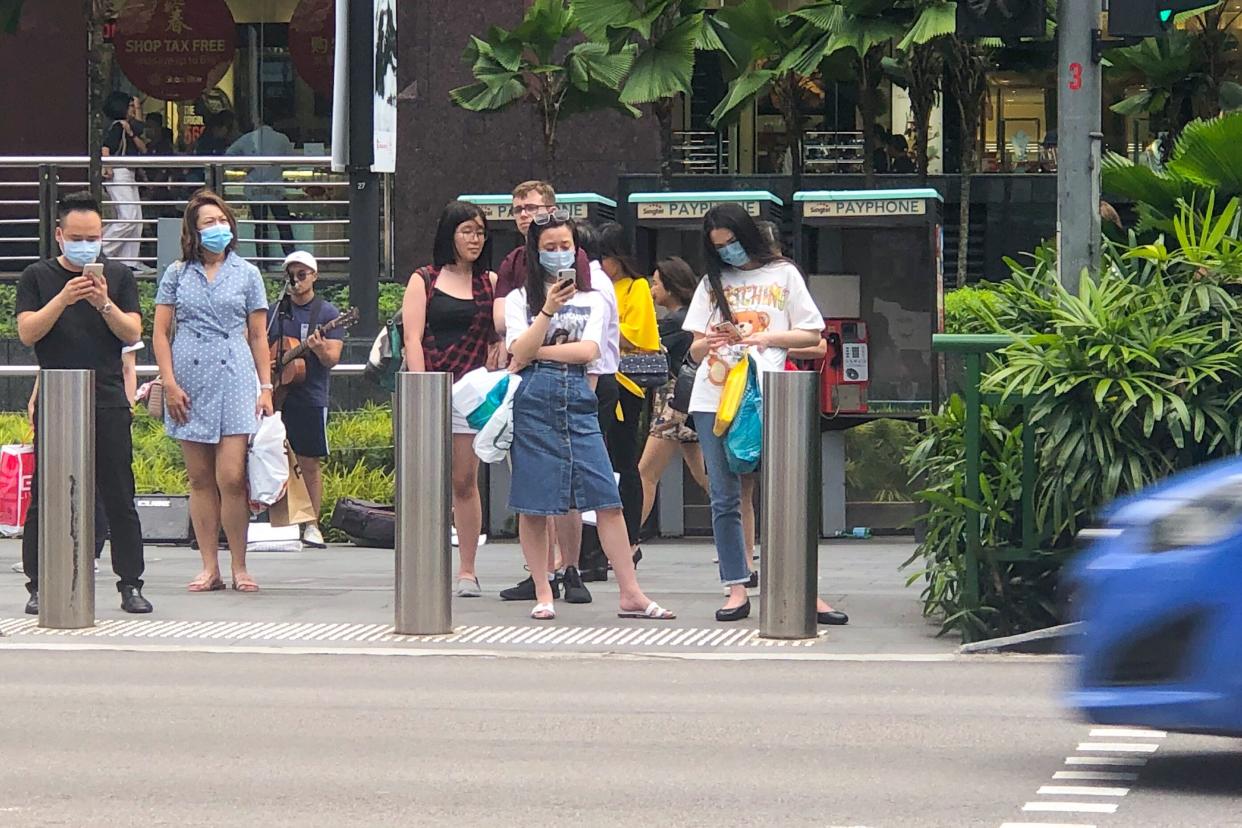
[
  {"x1": 717, "y1": 240, "x2": 750, "y2": 268},
  {"x1": 199, "y1": 224, "x2": 234, "y2": 254},
  {"x1": 539, "y1": 248, "x2": 576, "y2": 274},
  {"x1": 62, "y1": 239, "x2": 101, "y2": 268}
]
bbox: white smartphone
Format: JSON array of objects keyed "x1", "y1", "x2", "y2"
[
  {"x1": 83, "y1": 262, "x2": 104, "y2": 283},
  {"x1": 555, "y1": 268, "x2": 576, "y2": 290},
  {"x1": 713, "y1": 321, "x2": 742, "y2": 340}
]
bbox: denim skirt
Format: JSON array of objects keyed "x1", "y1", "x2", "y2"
[{"x1": 509, "y1": 362, "x2": 622, "y2": 516}]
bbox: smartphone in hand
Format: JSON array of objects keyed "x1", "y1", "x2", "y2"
[
  {"x1": 555, "y1": 268, "x2": 577, "y2": 290},
  {"x1": 83, "y1": 263, "x2": 104, "y2": 284},
  {"x1": 713, "y1": 321, "x2": 742, "y2": 341}
]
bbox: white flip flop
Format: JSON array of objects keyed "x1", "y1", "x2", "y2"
[
  {"x1": 618, "y1": 601, "x2": 676, "y2": 620},
  {"x1": 530, "y1": 602, "x2": 556, "y2": 620}
]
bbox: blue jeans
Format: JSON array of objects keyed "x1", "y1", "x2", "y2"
[{"x1": 693, "y1": 412, "x2": 751, "y2": 586}]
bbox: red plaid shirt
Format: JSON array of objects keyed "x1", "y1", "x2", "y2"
[{"x1": 417, "y1": 265, "x2": 498, "y2": 381}]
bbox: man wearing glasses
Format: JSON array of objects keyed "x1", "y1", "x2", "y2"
[{"x1": 268, "y1": 251, "x2": 345, "y2": 548}]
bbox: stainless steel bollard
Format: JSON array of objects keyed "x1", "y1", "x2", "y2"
[
  {"x1": 38, "y1": 369, "x2": 95, "y2": 630},
  {"x1": 760, "y1": 370, "x2": 820, "y2": 640},
  {"x1": 394, "y1": 371, "x2": 453, "y2": 635}
]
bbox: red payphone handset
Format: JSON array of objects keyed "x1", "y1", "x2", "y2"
[{"x1": 821, "y1": 319, "x2": 869, "y2": 415}]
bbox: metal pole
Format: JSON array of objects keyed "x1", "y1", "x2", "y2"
[
  {"x1": 37, "y1": 369, "x2": 95, "y2": 630},
  {"x1": 1056, "y1": 0, "x2": 1103, "y2": 297},
  {"x1": 37, "y1": 164, "x2": 54, "y2": 261},
  {"x1": 394, "y1": 371, "x2": 452, "y2": 635},
  {"x1": 760, "y1": 371, "x2": 820, "y2": 640},
  {"x1": 348, "y1": 0, "x2": 381, "y2": 337}
]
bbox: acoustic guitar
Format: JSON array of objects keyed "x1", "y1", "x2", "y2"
[{"x1": 271, "y1": 307, "x2": 360, "y2": 397}]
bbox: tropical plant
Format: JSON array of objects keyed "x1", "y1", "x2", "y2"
[
  {"x1": 709, "y1": 0, "x2": 846, "y2": 184},
  {"x1": 450, "y1": 0, "x2": 637, "y2": 178},
  {"x1": 945, "y1": 36, "x2": 992, "y2": 287},
  {"x1": 1102, "y1": 112, "x2": 1242, "y2": 236},
  {"x1": 943, "y1": 282, "x2": 1001, "y2": 334},
  {"x1": 908, "y1": 200, "x2": 1242, "y2": 638},
  {"x1": 844, "y1": 418, "x2": 919, "y2": 502},
  {"x1": 571, "y1": 0, "x2": 738, "y2": 187}
]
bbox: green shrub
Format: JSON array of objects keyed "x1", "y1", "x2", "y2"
[
  {"x1": 943, "y1": 284, "x2": 1002, "y2": 335},
  {"x1": 844, "y1": 419, "x2": 918, "y2": 502},
  {"x1": 907, "y1": 201, "x2": 1242, "y2": 639}
]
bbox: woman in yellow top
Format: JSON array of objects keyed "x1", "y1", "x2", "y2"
[{"x1": 596, "y1": 222, "x2": 660, "y2": 558}]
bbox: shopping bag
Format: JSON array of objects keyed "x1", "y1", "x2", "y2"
[
  {"x1": 713, "y1": 352, "x2": 752, "y2": 436},
  {"x1": 466, "y1": 374, "x2": 510, "y2": 431},
  {"x1": 247, "y1": 413, "x2": 289, "y2": 512},
  {"x1": 473, "y1": 374, "x2": 521, "y2": 463},
  {"x1": 0, "y1": 444, "x2": 34, "y2": 536},
  {"x1": 269, "y1": 442, "x2": 317, "y2": 527},
  {"x1": 452, "y1": 367, "x2": 509, "y2": 427},
  {"x1": 724, "y1": 358, "x2": 762, "y2": 475}
]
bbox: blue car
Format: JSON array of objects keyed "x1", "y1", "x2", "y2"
[{"x1": 1067, "y1": 455, "x2": 1242, "y2": 736}]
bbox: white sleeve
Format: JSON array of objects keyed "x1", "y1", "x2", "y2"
[
  {"x1": 784, "y1": 265, "x2": 825, "y2": 330},
  {"x1": 581, "y1": 295, "x2": 606, "y2": 347},
  {"x1": 505, "y1": 288, "x2": 530, "y2": 348},
  {"x1": 682, "y1": 278, "x2": 712, "y2": 334}
]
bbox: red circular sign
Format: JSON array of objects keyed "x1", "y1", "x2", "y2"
[
  {"x1": 114, "y1": 0, "x2": 237, "y2": 102},
  {"x1": 289, "y1": 0, "x2": 336, "y2": 98}
]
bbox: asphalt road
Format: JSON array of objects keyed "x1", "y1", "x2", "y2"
[{"x1": 1, "y1": 650, "x2": 1238, "y2": 827}]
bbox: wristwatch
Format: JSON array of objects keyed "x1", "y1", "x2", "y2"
[
  {"x1": 99, "y1": 302, "x2": 113, "y2": 315},
  {"x1": 260, "y1": 383, "x2": 274, "y2": 391}
]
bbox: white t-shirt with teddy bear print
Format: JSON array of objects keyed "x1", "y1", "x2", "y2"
[{"x1": 682, "y1": 260, "x2": 824, "y2": 414}]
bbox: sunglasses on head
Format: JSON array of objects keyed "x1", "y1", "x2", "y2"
[{"x1": 532, "y1": 208, "x2": 571, "y2": 226}]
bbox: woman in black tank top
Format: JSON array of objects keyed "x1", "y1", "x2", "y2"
[{"x1": 401, "y1": 200, "x2": 498, "y2": 598}]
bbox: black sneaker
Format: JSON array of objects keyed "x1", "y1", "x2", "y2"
[
  {"x1": 499, "y1": 575, "x2": 560, "y2": 602},
  {"x1": 562, "y1": 566, "x2": 592, "y2": 604},
  {"x1": 120, "y1": 586, "x2": 153, "y2": 614},
  {"x1": 24, "y1": 591, "x2": 37, "y2": 616}
]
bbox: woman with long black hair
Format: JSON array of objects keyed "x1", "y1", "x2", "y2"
[
  {"x1": 504, "y1": 211, "x2": 674, "y2": 622},
  {"x1": 684, "y1": 203, "x2": 825, "y2": 622},
  {"x1": 402, "y1": 200, "x2": 498, "y2": 597}
]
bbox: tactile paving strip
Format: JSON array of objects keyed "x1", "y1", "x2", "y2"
[{"x1": 0, "y1": 618, "x2": 825, "y2": 649}]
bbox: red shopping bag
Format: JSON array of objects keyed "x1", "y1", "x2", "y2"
[{"x1": 0, "y1": 444, "x2": 34, "y2": 536}]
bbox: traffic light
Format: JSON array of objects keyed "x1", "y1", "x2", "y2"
[
  {"x1": 957, "y1": 0, "x2": 1046, "y2": 40},
  {"x1": 1108, "y1": 0, "x2": 1207, "y2": 38}
]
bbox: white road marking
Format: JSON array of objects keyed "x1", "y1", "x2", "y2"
[
  {"x1": 1053, "y1": 771, "x2": 1138, "y2": 782},
  {"x1": 1064, "y1": 756, "x2": 1147, "y2": 767},
  {"x1": 1036, "y1": 786, "x2": 1128, "y2": 797},
  {"x1": 1088, "y1": 728, "x2": 1166, "y2": 738},
  {"x1": 1022, "y1": 803, "x2": 1118, "y2": 814},
  {"x1": 1075, "y1": 742, "x2": 1160, "y2": 753},
  {"x1": 1000, "y1": 823, "x2": 1097, "y2": 828}
]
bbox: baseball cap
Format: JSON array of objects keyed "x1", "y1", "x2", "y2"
[{"x1": 283, "y1": 251, "x2": 318, "y2": 273}]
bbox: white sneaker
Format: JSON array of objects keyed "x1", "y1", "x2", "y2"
[
  {"x1": 302, "y1": 523, "x2": 327, "y2": 549},
  {"x1": 10, "y1": 561, "x2": 22, "y2": 574}
]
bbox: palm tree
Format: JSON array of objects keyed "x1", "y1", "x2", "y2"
[
  {"x1": 570, "y1": 0, "x2": 738, "y2": 187},
  {"x1": 708, "y1": 0, "x2": 843, "y2": 186},
  {"x1": 450, "y1": 0, "x2": 637, "y2": 179}
]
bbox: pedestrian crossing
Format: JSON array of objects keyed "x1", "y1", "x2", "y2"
[{"x1": 0, "y1": 617, "x2": 826, "y2": 650}]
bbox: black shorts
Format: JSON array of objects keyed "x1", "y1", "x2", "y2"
[{"x1": 282, "y1": 405, "x2": 329, "y2": 458}]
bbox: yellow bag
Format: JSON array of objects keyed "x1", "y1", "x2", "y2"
[{"x1": 713, "y1": 355, "x2": 751, "y2": 436}]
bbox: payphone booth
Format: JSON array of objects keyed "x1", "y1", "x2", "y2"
[
  {"x1": 794, "y1": 188, "x2": 944, "y2": 535},
  {"x1": 627, "y1": 190, "x2": 785, "y2": 275},
  {"x1": 626, "y1": 191, "x2": 784, "y2": 538},
  {"x1": 458, "y1": 192, "x2": 617, "y2": 273},
  {"x1": 458, "y1": 192, "x2": 616, "y2": 537}
]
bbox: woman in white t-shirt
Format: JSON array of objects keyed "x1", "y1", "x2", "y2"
[
  {"x1": 505, "y1": 211, "x2": 675, "y2": 622},
  {"x1": 683, "y1": 204, "x2": 825, "y2": 622}
]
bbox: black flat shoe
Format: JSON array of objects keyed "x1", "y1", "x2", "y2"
[
  {"x1": 24, "y1": 591, "x2": 37, "y2": 616},
  {"x1": 746, "y1": 571, "x2": 759, "y2": 589},
  {"x1": 499, "y1": 575, "x2": 561, "y2": 602},
  {"x1": 120, "y1": 586, "x2": 153, "y2": 614},
  {"x1": 715, "y1": 600, "x2": 751, "y2": 623},
  {"x1": 561, "y1": 566, "x2": 592, "y2": 604},
  {"x1": 817, "y1": 610, "x2": 849, "y2": 626}
]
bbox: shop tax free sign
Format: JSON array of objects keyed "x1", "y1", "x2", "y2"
[{"x1": 115, "y1": 0, "x2": 238, "y2": 102}]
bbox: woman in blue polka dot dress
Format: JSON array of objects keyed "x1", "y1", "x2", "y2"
[{"x1": 152, "y1": 190, "x2": 274, "y2": 594}]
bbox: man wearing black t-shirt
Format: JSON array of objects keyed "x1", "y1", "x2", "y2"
[{"x1": 15, "y1": 191, "x2": 151, "y2": 615}]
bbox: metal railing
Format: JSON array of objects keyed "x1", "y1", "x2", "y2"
[
  {"x1": 803, "y1": 132, "x2": 866, "y2": 174},
  {"x1": 672, "y1": 131, "x2": 731, "y2": 175},
  {"x1": 0, "y1": 155, "x2": 366, "y2": 276}
]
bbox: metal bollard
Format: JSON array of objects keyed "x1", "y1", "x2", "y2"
[
  {"x1": 393, "y1": 371, "x2": 453, "y2": 635},
  {"x1": 760, "y1": 371, "x2": 820, "y2": 640},
  {"x1": 38, "y1": 369, "x2": 95, "y2": 630}
]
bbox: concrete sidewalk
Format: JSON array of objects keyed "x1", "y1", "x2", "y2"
[{"x1": 0, "y1": 537, "x2": 955, "y2": 655}]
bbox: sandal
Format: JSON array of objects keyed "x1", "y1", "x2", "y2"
[
  {"x1": 187, "y1": 574, "x2": 225, "y2": 593},
  {"x1": 231, "y1": 578, "x2": 260, "y2": 593},
  {"x1": 530, "y1": 602, "x2": 556, "y2": 620},
  {"x1": 618, "y1": 601, "x2": 676, "y2": 620}
]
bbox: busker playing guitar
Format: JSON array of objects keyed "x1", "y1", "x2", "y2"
[{"x1": 268, "y1": 251, "x2": 346, "y2": 548}]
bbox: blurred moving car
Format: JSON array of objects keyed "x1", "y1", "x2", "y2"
[{"x1": 1067, "y1": 456, "x2": 1242, "y2": 736}]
